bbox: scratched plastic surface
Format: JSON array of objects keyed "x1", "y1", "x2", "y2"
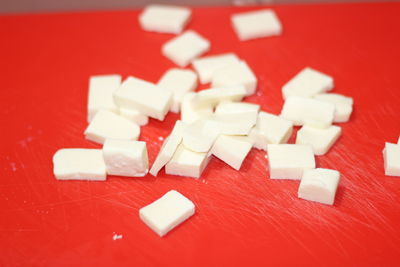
[{"x1": 1, "y1": 2, "x2": 400, "y2": 266}]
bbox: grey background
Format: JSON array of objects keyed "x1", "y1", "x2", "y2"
[{"x1": 0, "y1": 0, "x2": 395, "y2": 14}]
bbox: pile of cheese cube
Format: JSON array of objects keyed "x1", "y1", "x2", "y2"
[{"x1": 52, "y1": 4, "x2": 361, "y2": 237}]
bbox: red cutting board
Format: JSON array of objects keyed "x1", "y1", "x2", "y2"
[{"x1": 1, "y1": 2, "x2": 400, "y2": 266}]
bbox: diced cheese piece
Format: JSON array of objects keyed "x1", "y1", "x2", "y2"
[
  {"x1": 158, "y1": 68, "x2": 198, "y2": 113},
  {"x1": 182, "y1": 119, "x2": 220, "y2": 153},
  {"x1": 314, "y1": 93, "x2": 353, "y2": 123},
  {"x1": 280, "y1": 96, "x2": 335, "y2": 128},
  {"x1": 215, "y1": 101, "x2": 260, "y2": 114},
  {"x1": 87, "y1": 74, "x2": 121, "y2": 122},
  {"x1": 207, "y1": 111, "x2": 257, "y2": 135},
  {"x1": 103, "y1": 139, "x2": 148, "y2": 177},
  {"x1": 114, "y1": 76, "x2": 172, "y2": 121},
  {"x1": 180, "y1": 92, "x2": 213, "y2": 124},
  {"x1": 165, "y1": 143, "x2": 211, "y2": 178},
  {"x1": 192, "y1": 53, "x2": 240, "y2": 84},
  {"x1": 84, "y1": 110, "x2": 140, "y2": 145},
  {"x1": 211, "y1": 61, "x2": 257, "y2": 95},
  {"x1": 139, "y1": 190, "x2": 195, "y2": 237},
  {"x1": 138, "y1": 4, "x2": 191, "y2": 34},
  {"x1": 119, "y1": 107, "x2": 149, "y2": 126},
  {"x1": 298, "y1": 168, "x2": 340, "y2": 205},
  {"x1": 150, "y1": 121, "x2": 185, "y2": 176},
  {"x1": 211, "y1": 135, "x2": 253, "y2": 170},
  {"x1": 249, "y1": 112, "x2": 293, "y2": 150},
  {"x1": 296, "y1": 125, "x2": 341, "y2": 155},
  {"x1": 231, "y1": 9, "x2": 282, "y2": 41},
  {"x1": 53, "y1": 149, "x2": 106, "y2": 181},
  {"x1": 383, "y1": 142, "x2": 400, "y2": 177},
  {"x1": 162, "y1": 30, "x2": 210, "y2": 67},
  {"x1": 191, "y1": 86, "x2": 247, "y2": 108},
  {"x1": 282, "y1": 67, "x2": 334, "y2": 100},
  {"x1": 267, "y1": 144, "x2": 315, "y2": 179}
]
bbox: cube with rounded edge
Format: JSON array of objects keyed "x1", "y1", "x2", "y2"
[
  {"x1": 296, "y1": 125, "x2": 341, "y2": 155},
  {"x1": 138, "y1": 4, "x2": 191, "y2": 34},
  {"x1": 282, "y1": 67, "x2": 334, "y2": 100},
  {"x1": 314, "y1": 93, "x2": 353, "y2": 123},
  {"x1": 231, "y1": 9, "x2": 282, "y2": 41},
  {"x1": 53, "y1": 149, "x2": 106, "y2": 181},
  {"x1": 103, "y1": 139, "x2": 148, "y2": 177},
  {"x1": 119, "y1": 107, "x2": 149, "y2": 126},
  {"x1": 211, "y1": 135, "x2": 253, "y2": 170},
  {"x1": 298, "y1": 168, "x2": 340, "y2": 205},
  {"x1": 139, "y1": 190, "x2": 195, "y2": 237},
  {"x1": 267, "y1": 144, "x2": 315, "y2": 179},
  {"x1": 383, "y1": 142, "x2": 400, "y2": 177},
  {"x1": 84, "y1": 110, "x2": 140, "y2": 145},
  {"x1": 162, "y1": 30, "x2": 210, "y2": 67},
  {"x1": 180, "y1": 92, "x2": 213, "y2": 124}
]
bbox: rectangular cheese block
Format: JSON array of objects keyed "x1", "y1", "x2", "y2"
[
  {"x1": 207, "y1": 111, "x2": 258, "y2": 135},
  {"x1": 314, "y1": 93, "x2": 353, "y2": 123},
  {"x1": 190, "y1": 86, "x2": 247, "y2": 108},
  {"x1": 180, "y1": 92, "x2": 213, "y2": 124},
  {"x1": 114, "y1": 76, "x2": 172, "y2": 121},
  {"x1": 211, "y1": 135, "x2": 253, "y2": 170},
  {"x1": 182, "y1": 119, "x2": 220, "y2": 153},
  {"x1": 296, "y1": 125, "x2": 342, "y2": 155},
  {"x1": 53, "y1": 149, "x2": 106, "y2": 181},
  {"x1": 119, "y1": 107, "x2": 149, "y2": 126},
  {"x1": 215, "y1": 101, "x2": 260, "y2": 114},
  {"x1": 383, "y1": 142, "x2": 400, "y2": 177},
  {"x1": 139, "y1": 190, "x2": 195, "y2": 237}
]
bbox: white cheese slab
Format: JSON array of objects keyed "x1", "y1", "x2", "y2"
[
  {"x1": 211, "y1": 135, "x2": 253, "y2": 170},
  {"x1": 215, "y1": 101, "x2": 260, "y2": 114},
  {"x1": 207, "y1": 111, "x2": 258, "y2": 135},
  {"x1": 182, "y1": 119, "x2": 220, "y2": 153},
  {"x1": 314, "y1": 93, "x2": 353, "y2": 123},
  {"x1": 180, "y1": 92, "x2": 213, "y2": 124},
  {"x1": 383, "y1": 142, "x2": 400, "y2": 177},
  {"x1": 296, "y1": 125, "x2": 342, "y2": 155},
  {"x1": 119, "y1": 107, "x2": 149, "y2": 126},
  {"x1": 191, "y1": 86, "x2": 247, "y2": 108}
]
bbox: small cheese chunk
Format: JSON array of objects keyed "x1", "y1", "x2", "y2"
[
  {"x1": 180, "y1": 92, "x2": 213, "y2": 124},
  {"x1": 119, "y1": 107, "x2": 149, "y2": 126},
  {"x1": 211, "y1": 61, "x2": 257, "y2": 96},
  {"x1": 162, "y1": 30, "x2": 210, "y2": 67},
  {"x1": 298, "y1": 168, "x2": 340, "y2": 205},
  {"x1": 84, "y1": 110, "x2": 140, "y2": 145},
  {"x1": 150, "y1": 121, "x2": 185, "y2": 176},
  {"x1": 182, "y1": 119, "x2": 220, "y2": 153},
  {"x1": 158, "y1": 68, "x2": 198, "y2": 113},
  {"x1": 139, "y1": 190, "x2": 195, "y2": 237},
  {"x1": 249, "y1": 112, "x2": 293, "y2": 150},
  {"x1": 231, "y1": 9, "x2": 282, "y2": 41},
  {"x1": 215, "y1": 101, "x2": 260, "y2": 114},
  {"x1": 53, "y1": 149, "x2": 106, "y2": 181},
  {"x1": 296, "y1": 125, "x2": 341, "y2": 155},
  {"x1": 267, "y1": 144, "x2": 315, "y2": 179},
  {"x1": 280, "y1": 96, "x2": 335, "y2": 128},
  {"x1": 103, "y1": 139, "x2": 148, "y2": 177},
  {"x1": 282, "y1": 67, "x2": 334, "y2": 100},
  {"x1": 192, "y1": 53, "x2": 240, "y2": 84},
  {"x1": 314, "y1": 93, "x2": 353, "y2": 123},
  {"x1": 138, "y1": 5, "x2": 191, "y2": 34},
  {"x1": 114, "y1": 76, "x2": 172, "y2": 121},
  {"x1": 87, "y1": 74, "x2": 121, "y2": 122},
  {"x1": 208, "y1": 111, "x2": 257, "y2": 135},
  {"x1": 165, "y1": 143, "x2": 211, "y2": 178},
  {"x1": 191, "y1": 86, "x2": 247, "y2": 108},
  {"x1": 211, "y1": 135, "x2": 253, "y2": 170},
  {"x1": 383, "y1": 142, "x2": 400, "y2": 177}
]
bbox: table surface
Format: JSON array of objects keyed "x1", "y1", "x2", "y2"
[{"x1": 1, "y1": 2, "x2": 400, "y2": 266}]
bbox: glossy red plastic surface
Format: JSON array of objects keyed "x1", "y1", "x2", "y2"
[{"x1": 1, "y1": 2, "x2": 400, "y2": 266}]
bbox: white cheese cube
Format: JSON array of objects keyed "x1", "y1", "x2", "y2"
[
  {"x1": 150, "y1": 121, "x2": 185, "y2": 176},
  {"x1": 231, "y1": 9, "x2": 282, "y2": 41},
  {"x1": 84, "y1": 110, "x2": 140, "y2": 145},
  {"x1": 139, "y1": 190, "x2": 195, "y2": 237},
  {"x1": 162, "y1": 30, "x2": 210, "y2": 67},
  {"x1": 208, "y1": 111, "x2": 257, "y2": 135},
  {"x1": 182, "y1": 119, "x2": 220, "y2": 153},
  {"x1": 267, "y1": 144, "x2": 315, "y2": 179},
  {"x1": 314, "y1": 93, "x2": 353, "y2": 123},
  {"x1": 280, "y1": 96, "x2": 335, "y2": 128},
  {"x1": 114, "y1": 76, "x2": 172, "y2": 121},
  {"x1": 383, "y1": 142, "x2": 400, "y2": 177},
  {"x1": 87, "y1": 74, "x2": 121, "y2": 122},
  {"x1": 192, "y1": 53, "x2": 240, "y2": 84},
  {"x1": 138, "y1": 4, "x2": 191, "y2": 34},
  {"x1": 180, "y1": 92, "x2": 213, "y2": 124},
  {"x1": 298, "y1": 168, "x2": 340, "y2": 205},
  {"x1": 191, "y1": 86, "x2": 247, "y2": 108},
  {"x1": 249, "y1": 112, "x2": 293, "y2": 150},
  {"x1": 215, "y1": 101, "x2": 260, "y2": 114},
  {"x1": 282, "y1": 67, "x2": 334, "y2": 100},
  {"x1": 103, "y1": 139, "x2": 148, "y2": 177},
  {"x1": 158, "y1": 68, "x2": 198, "y2": 113},
  {"x1": 211, "y1": 61, "x2": 257, "y2": 95},
  {"x1": 296, "y1": 125, "x2": 341, "y2": 155},
  {"x1": 53, "y1": 149, "x2": 106, "y2": 181},
  {"x1": 165, "y1": 143, "x2": 211, "y2": 178},
  {"x1": 119, "y1": 107, "x2": 149, "y2": 126},
  {"x1": 211, "y1": 135, "x2": 253, "y2": 170}
]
